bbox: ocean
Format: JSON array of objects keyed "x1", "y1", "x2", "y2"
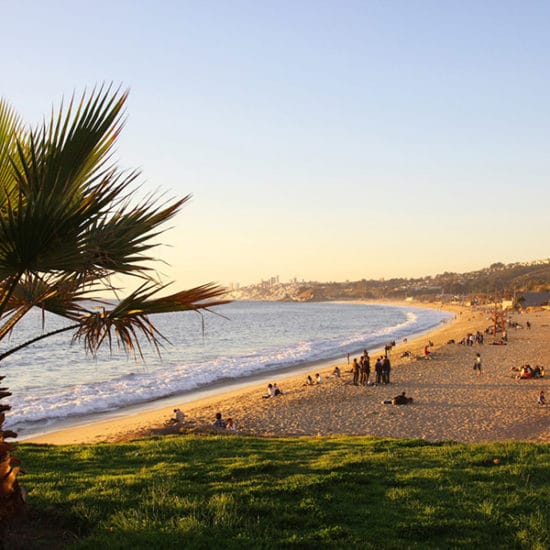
[{"x1": 0, "y1": 301, "x2": 453, "y2": 438}]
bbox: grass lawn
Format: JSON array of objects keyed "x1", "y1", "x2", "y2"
[{"x1": 5, "y1": 435, "x2": 549, "y2": 549}]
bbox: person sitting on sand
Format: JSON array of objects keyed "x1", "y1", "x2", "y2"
[
  {"x1": 332, "y1": 365, "x2": 341, "y2": 378},
  {"x1": 304, "y1": 375, "x2": 314, "y2": 386},
  {"x1": 263, "y1": 383, "x2": 276, "y2": 398},
  {"x1": 226, "y1": 417, "x2": 237, "y2": 431},
  {"x1": 168, "y1": 408, "x2": 185, "y2": 428},
  {"x1": 392, "y1": 391, "x2": 413, "y2": 405},
  {"x1": 315, "y1": 373, "x2": 323, "y2": 384},
  {"x1": 213, "y1": 412, "x2": 227, "y2": 429},
  {"x1": 273, "y1": 383, "x2": 283, "y2": 396}
]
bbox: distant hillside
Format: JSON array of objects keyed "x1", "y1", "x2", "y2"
[{"x1": 227, "y1": 259, "x2": 550, "y2": 303}]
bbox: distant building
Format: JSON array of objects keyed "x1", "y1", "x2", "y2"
[{"x1": 518, "y1": 291, "x2": 550, "y2": 308}]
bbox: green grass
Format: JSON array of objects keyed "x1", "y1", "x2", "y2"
[{"x1": 10, "y1": 436, "x2": 550, "y2": 549}]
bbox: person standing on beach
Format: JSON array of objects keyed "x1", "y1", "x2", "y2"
[
  {"x1": 382, "y1": 355, "x2": 391, "y2": 384},
  {"x1": 375, "y1": 357, "x2": 383, "y2": 384},
  {"x1": 352, "y1": 358, "x2": 360, "y2": 385},
  {"x1": 365, "y1": 351, "x2": 371, "y2": 384},
  {"x1": 473, "y1": 352, "x2": 482, "y2": 375},
  {"x1": 359, "y1": 355, "x2": 367, "y2": 386}
]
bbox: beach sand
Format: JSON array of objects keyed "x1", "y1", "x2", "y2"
[{"x1": 25, "y1": 304, "x2": 550, "y2": 446}]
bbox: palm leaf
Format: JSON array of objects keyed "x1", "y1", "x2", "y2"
[
  {"x1": 0, "y1": 87, "x2": 188, "y2": 280},
  {"x1": 0, "y1": 99, "x2": 22, "y2": 203},
  {"x1": 73, "y1": 282, "x2": 229, "y2": 357}
]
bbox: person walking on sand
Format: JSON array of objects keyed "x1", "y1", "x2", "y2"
[
  {"x1": 537, "y1": 390, "x2": 546, "y2": 405},
  {"x1": 473, "y1": 352, "x2": 482, "y2": 375}
]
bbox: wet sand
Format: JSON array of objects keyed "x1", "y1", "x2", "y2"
[{"x1": 25, "y1": 305, "x2": 549, "y2": 446}]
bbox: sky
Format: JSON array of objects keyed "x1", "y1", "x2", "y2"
[{"x1": 2, "y1": 1, "x2": 550, "y2": 289}]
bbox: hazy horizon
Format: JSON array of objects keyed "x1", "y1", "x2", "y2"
[{"x1": 3, "y1": 1, "x2": 549, "y2": 289}]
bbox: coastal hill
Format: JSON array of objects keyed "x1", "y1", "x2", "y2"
[{"x1": 227, "y1": 259, "x2": 550, "y2": 303}]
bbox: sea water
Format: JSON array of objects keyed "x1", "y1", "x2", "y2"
[{"x1": 0, "y1": 301, "x2": 453, "y2": 437}]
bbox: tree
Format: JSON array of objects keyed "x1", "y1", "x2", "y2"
[{"x1": 0, "y1": 86, "x2": 228, "y2": 526}]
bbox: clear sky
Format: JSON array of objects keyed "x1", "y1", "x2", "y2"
[{"x1": 2, "y1": 1, "x2": 549, "y2": 288}]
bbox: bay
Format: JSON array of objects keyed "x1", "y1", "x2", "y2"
[{"x1": 0, "y1": 301, "x2": 452, "y2": 437}]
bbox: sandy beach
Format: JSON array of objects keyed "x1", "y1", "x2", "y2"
[{"x1": 25, "y1": 304, "x2": 549, "y2": 446}]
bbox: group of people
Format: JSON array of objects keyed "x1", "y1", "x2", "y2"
[
  {"x1": 212, "y1": 411, "x2": 236, "y2": 431},
  {"x1": 349, "y1": 349, "x2": 392, "y2": 385},
  {"x1": 304, "y1": 373, "x2": 323, "y2": 386},
  {"x1": 458, "y1": 331, "x2": 485, "y2": 346},
  {"x1": 515, "y1": 364, "x2": 545, "y2": 380},
  {"x1": 263, "y1": 382, "x2": 284, "y2": 397},
  {"x1": 167, "y1": 408, "x2": 236, "y2": 432}
]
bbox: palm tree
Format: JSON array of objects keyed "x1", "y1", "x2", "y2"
[{"x1": 0, "y1": 86, "x2": 228, "y2": 525}]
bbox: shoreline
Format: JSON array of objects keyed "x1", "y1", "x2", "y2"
[
  {"x1": 18, "y1": 300, "x2": 451, "y2": 442},
  {"x1": 23, "y1": 302, "x2": 550, "y2": 446}
]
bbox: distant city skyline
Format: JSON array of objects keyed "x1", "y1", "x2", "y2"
[{"x1": 2, "y1": 1, "x2": 550, "y2": 291}]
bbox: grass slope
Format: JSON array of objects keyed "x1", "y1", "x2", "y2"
[{"x1": 7, "y1": 436, "x2": 550, "y2": 549}]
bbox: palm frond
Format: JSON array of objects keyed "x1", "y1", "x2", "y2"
[
  {"x1": 0, "y1": 87, "x2": 190, "y2": 280},
  {"x1": 0, "y1": 273, "x2": 95, "y2": 339},
  {"x1": 73, "y1": 282, "x2": 229, "y2": 358},
  {"x1": 0, "y1": 99, "x2": 22, "y2": 202}
]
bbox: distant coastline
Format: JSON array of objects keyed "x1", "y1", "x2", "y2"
[{"x1": 226, "y1": 259, "x2": 550, "y2": 305}]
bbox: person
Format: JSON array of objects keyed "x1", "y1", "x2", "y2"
[
  {"x1": 331, "y1": 365, "x2": 341, "y2": 378},
  {"x1": 346, "y1": 352, "x2": 350, "y2": 364},
  {"x1": 226, "y1": 417, "x2": 237, "y2": 431},
  {"x1": 304, "y1": 375, "x2": 314, "y2": 386},
  {"x1": 352, "y1": 358, "x2": 360, "y2": 385},
  {"x1": 360, "y1": 352, "x2": 370, "y2": 385},
  {"x1": 263, "y1": 383, "x2": 275, "y2": 398},
  {"x1": 424, "y1": 345, "x2": 431, "y2": 359},
  {"x1": 473, "y1": 352, "x2": 482, "y2": 375},
  {"x1": 169, "y1": 408, "x2": 185, "y2": 428},
  {"x1": 537, "y1": 391, "x2": 545, "y2": 405},
  {"x1": 213, "y1": 412, "x2": 227, "y2": 429},
  {"x1": 382, "y1": 356, "x2": 391, "y2": 384},
  {"x1": 273, "y1": 383, "x2": 283, "y2": 396},
  {"x1": 392, "y1": 391, "x2": 413, "y2": 405},
  {"x1": 374, "y1": 357, "x2": 383, "y2": 384},
  {"x1": 315, "y1": 373, "x2": 323, "y2": 384},
  {"x1": 391, "y1": 392, "x2": 413, "y2": 405}
]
